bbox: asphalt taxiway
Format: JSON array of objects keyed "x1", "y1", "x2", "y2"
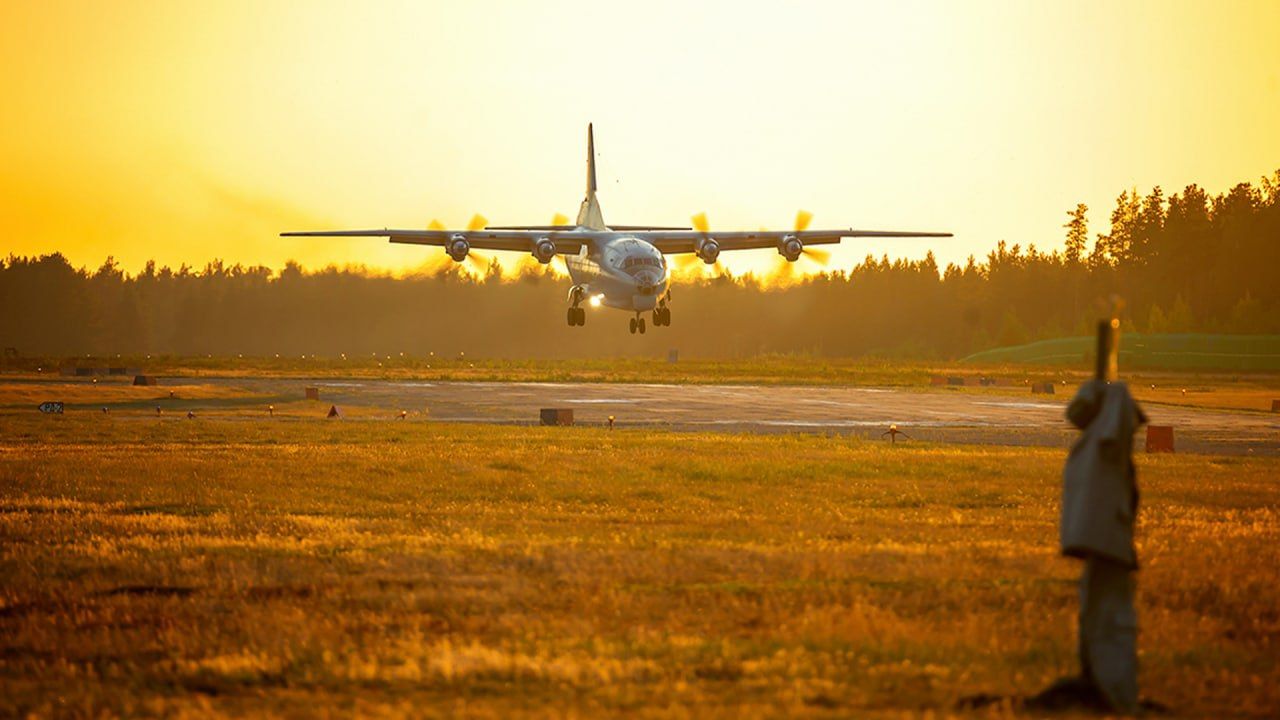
[{"x1": 212, "y1": 378, "x2": 1278, "y2": 455}]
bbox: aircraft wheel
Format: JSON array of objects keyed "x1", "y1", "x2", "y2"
[
  {"x1": 629, "y1": 318, "x2": 637, "y2": 334},
  {"x1": 662, "y1": 308, "x2": 672, "y2": 325},
  {"x1": 638, "y1": 318, "x2": 646, "y2": 334},
  {"x1": 577, "y1": 308, "x2": 586, "y2": 326},
  {"x1": 567, "y1": 308, "x2": 576, "y2": 326},
  {"x1": 652, "y1": 310, "x2": 661, "y2": 326}
]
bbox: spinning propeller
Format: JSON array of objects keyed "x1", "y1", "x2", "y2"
[
  {"x1": 507, "y1": 213, "x2": 574, "y2": 275},
  {"x1": 462, "y1": 214, "x2": 493, "y2": 273},
  {"x1": 768, "y1": 210, "x2": 831, "y2": 280},
  {"x1": 414, "y1": 219, "x2": 456, "y2": 274},
  {"x1": 673, "y1": 210, "x2": 833, "y2": 278},
  {"x1": 425, "y1": 215, "x2": 496, "y2": 274},
  {"x1": 673, "y1": 212, "x2": 724, "y2": 274}
]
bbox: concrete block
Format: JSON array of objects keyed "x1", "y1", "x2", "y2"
[
  {"x1": 540, "y1": 408, "x2": 574, "y2": 426},
  {"x1": 1146, "y1": 425, "x2": 1175, "y2": 453},
  {"x1": 305, "y1": 386, "x2": 320, "y2": 400},
  {"x1": 1031, "y1": 382, "x2": 1056, "y2": 394},
  {"x1": 132, "y1": 375, "x2": 157, "y2": 386}
]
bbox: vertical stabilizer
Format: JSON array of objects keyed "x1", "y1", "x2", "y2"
[
  {"x1": 577, "y1": 123, "x2": 606, "y2": 229},
  {"x1": 586, "y1": 123, "x2": 597, "y2": 193}
]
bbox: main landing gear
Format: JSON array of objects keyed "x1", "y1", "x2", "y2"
[
  {"x1": 629, "y1": 314, "x2": 646, "y2": 335},
  {"x1": 651, "y1": 291, "x2": 672, "y2": 328},
  {"x1": 566, "y1": 287, "x2": 586, "y2": 326}
]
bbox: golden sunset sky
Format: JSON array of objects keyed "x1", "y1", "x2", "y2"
[{"x1": 2, "y1": 0, "x2": 1278, "y2": 276}]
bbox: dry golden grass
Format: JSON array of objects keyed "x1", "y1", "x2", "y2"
[
  {"x1": 0, "y1": 414, "x2": 1276, "y2": 717},
  {"x1": 0, "y1": 380, "x2": 258, "y2": 407},
  {"x1": 1126, "y1": 381, "x2": 1280, "y2": 414}
]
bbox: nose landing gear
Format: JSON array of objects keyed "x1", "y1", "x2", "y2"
[{"x1": 629, "y1": 314, "x2": 646, "y2": 335}]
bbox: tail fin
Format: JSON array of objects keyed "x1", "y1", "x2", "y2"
[
  {"x1": 576, "y1": 123, "x2": 606, "y2": 229},
  {"x1": 586, "y1": 123, "x2": 597, "y2": 194}
]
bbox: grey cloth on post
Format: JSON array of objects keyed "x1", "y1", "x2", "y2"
[
  {"x1": 1061, "y1": 380, "x2": 1147, "y2": 569},
  {"x1": 1060, "y1": 379, "x2": 1146, "y2": 715},
  {"x1": 1078, "y1": 555, "x2": 1139, "y2": 715}
]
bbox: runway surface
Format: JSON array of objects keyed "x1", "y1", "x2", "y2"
[{"x1": 217, "y1": 378, "x2": 1278, "y2": 455}]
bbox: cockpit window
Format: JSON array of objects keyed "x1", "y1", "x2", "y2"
[{"x1": 624, "y1": 257, "x2": 663, "y2": 269}]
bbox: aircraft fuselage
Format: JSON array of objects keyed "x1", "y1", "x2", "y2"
[{"x1": 565, "y1": 234, "x2": 669, "y2": 312}]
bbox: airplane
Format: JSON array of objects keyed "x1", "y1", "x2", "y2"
[{"x1": 282, "y1": 125, "x2": 951, "y2": 335}]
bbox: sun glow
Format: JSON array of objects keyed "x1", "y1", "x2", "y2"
[{"x1": 2, "y1": 1, "x2": 1277, "y2": 276}]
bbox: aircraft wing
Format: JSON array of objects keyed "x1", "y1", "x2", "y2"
[
  {"x1": 626, "y1": 229, "x2": 953, "y2": 255},
  {"x1": 280, "y1": 227, "x2": 952, "y2": 256},
  {"x1": 279, "y1": 229, "x2": 589, "y2": 254}
]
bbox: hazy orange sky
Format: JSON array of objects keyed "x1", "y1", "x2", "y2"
[{"x1": 3, "y1": 0, "x2": 1278, "y2": 277}]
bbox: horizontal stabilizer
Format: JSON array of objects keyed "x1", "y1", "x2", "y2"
[
  {"x1": 484, "y1": 225, "x2": 579, "y2": 231},
  {"x1": 483, "y1": 224, "x2": 694, "y2": 231}
]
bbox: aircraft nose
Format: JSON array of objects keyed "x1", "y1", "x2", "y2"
[{"x1": 635, "y1": 269, "x2": 664, "y2": 296}]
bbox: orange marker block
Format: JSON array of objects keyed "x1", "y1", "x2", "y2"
[{"x1": 1145, "y1": 425, "x2": 1175, "y2": 453}]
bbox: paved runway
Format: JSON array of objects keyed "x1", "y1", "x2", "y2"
[{"x1": 217, "y1": 378, "x2": 1278, "y2": 455}]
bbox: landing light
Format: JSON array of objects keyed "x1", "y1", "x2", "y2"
[{"x1": 589, "y1": 295, "x2": 602, "y2": 308}]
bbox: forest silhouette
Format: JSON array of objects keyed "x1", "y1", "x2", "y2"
[{"x1": 3, "y1": 172, "x2": 1277, "y2": 360}]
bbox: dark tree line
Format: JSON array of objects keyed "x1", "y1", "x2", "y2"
[{"x1": 2, "y1": 171, "x2": 1277, "y2": 359}]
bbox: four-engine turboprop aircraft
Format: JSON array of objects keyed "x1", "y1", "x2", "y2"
[{"x1": 282, "y1": 125, "x2": 952, "y2": 334}]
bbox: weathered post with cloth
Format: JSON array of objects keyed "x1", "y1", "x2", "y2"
[{"x1": 1037, "y1": 317, "x2": 1147, "y2": 714}]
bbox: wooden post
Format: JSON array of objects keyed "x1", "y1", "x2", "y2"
[{"x1": 1096, "y1": 318, "x2": 1119, "y2": 382}]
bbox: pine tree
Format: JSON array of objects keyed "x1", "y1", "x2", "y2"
[{"x1": 1064, "y1": 203, "x2": 1089, "y2": 264}]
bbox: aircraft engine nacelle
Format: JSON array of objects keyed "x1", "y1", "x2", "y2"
[
  {"x1": 532, "y1": 238, "x2": 556, "y2": 264},
  {"x1": 447, "y1": 234, "x2": 470, "y2": 262},
  {"x1": 778, "y1": 235, "x2": 803, "y2": 262},
  {"x1": 697, "y1": 238, "x2": 720, "y2": 264}
]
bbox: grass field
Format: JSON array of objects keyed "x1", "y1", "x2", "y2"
[
  {"x1": 1, "y1": 414, "x2": 1277, "y2": 717},
  {"x1": 15, "y1": 355, "x2": 1016, "y2": 386},
  {"x1": 6, "y1": 355, "x2": 1280, "y2": 415}
]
